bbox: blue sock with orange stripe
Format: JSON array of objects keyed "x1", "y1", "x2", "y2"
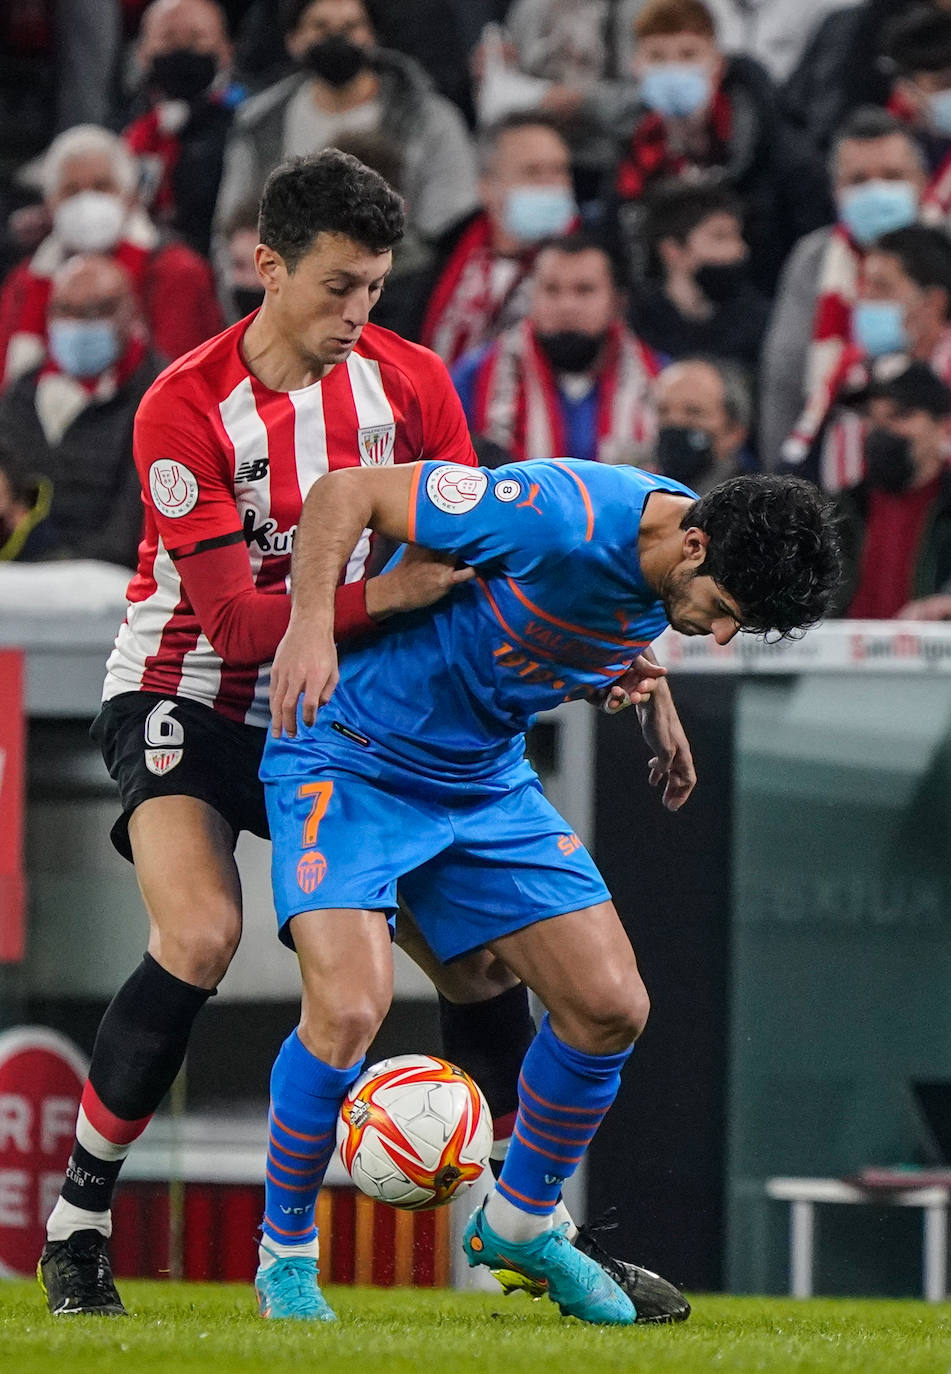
[
  {"x1": 486, "y1": 1015, "x2": 631, "y2": 1238},
  {"x1": 261, "y1": 1030, "x2": 363, "y2": 1253}
]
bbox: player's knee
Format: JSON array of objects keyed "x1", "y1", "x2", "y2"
[
  {"x1": 150, "y1": 917, "x2": 240, "y2": 988},
  {"x1": 302, "y1": 999, "x2": 387, "y2": 1063},
  {"x1": 571, "y1": 979, "x2": 650, "y2": 1054}
]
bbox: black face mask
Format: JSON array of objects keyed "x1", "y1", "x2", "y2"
[
  {"x1": 864, "y1": 428, "x2": 915, "y2": 493},
  {"x1": 302, "y1": 35, "x2": 368, "y2": 86},
  {"x1": 148, "y1": 49, "x2": 218, "y2": 102},
  {"x1": 657, "y1": 425, "x2": 715, "y2": 485},
  {"x1": 233, "y1": 286, "x2": 265, "y2": 317},
  {"x1": 695, "y1": 260, "x2": 751, "y2": 305},
  {"x1": 535, "y1": 329, "x2": 605, "y2": 374}
]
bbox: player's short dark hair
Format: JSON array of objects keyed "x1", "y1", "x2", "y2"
[
  {"x1": 642, "y1": 176, "x2": 742, "y2": 245},
  {"x1": 872, "y1": 225, "x2": 951, "y2": 306},
  {"x1": 258, "y1": 149, "x2": 404, "y2": 270},
  {"x1": 533, "y1": 231, "x2": 628, "y2": 292},
  {"x1": 682, "y1": 475, "x2": 842, "y2": 637}
]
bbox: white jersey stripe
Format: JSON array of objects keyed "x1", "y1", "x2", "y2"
[
  {"x1": 344, "y1": 353, "x2": 396, "y2": 581},
  {"x1": 76, "y1": 1106, "x2": 130, "y2": 1162},
  {"x1": 103, "y1": 539, "x2": 184, "y2": 699}
]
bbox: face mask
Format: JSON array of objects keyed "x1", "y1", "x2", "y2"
[
  {"x1": 503, "y1": 186, "x2": 576, "y2": 243},
  {"x1": 864, "y1": 428, "x2": 915, "y2": 493},
  {"x1": 656, "y1": 425, "x2": 715, "y2": 485},
  {"x1": 695, "y1": 260, "x2": 750, "y2": 304},
  {"x1": 639, "y1": 63, "x2": 711, "y2": 119},
  {"x1": 233, "y1": 286, "x2": 265, "y2": 317},
  {"x1": 929, "y1": 88, "x2": 951, "y2": 138},
  {"x1": 52, "y1": 191, "x2": 126, "y2": 253},
  {"x1": 48, "y1": 319, "x2": 121, "y2": 378},
  {"x1": 302, "y1": 34, "x2": 367, "y2": 86},
  {"x1": 535, "y1": 329, "x2": 606, "y2": 374},
  {"x1": 838, "y1": 180, "x2": 918, "y2": 246},
  {"x1": 147, "y1": 49, "x2": 218, "y2": 102},
  {"x1": 852, "y1": 299, "x2": 909, "y2": 357}
]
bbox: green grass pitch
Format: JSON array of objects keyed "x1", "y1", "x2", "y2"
[{"x1": 2, "y1": 1282, "x2": 951, "y2": 1374}]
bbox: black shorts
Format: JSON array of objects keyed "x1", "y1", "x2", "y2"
[{"x1": 92, "y1": 691, "x2": 269, "y2": 861}]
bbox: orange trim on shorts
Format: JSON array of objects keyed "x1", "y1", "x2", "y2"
[{"x1": 553, "y1": 461, "x2": 595, "y2": 540}]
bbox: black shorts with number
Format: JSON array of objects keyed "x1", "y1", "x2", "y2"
[{"x1": 92, "y1": 691, "x2": 269, "y2": 861}]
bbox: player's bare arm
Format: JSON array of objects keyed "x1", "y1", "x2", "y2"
[{"x1": 270, "y1": 465, "x2": 474, "y2": 736}]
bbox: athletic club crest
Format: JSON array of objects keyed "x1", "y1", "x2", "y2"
[{"x1": 357, "y1": 423, "x2": 396, "y2": 466}]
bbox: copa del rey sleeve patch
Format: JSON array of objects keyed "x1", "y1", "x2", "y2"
[
  {"x1": 425, "y1": 465, "x2": 488, "y2": 515},
  {"x1": 149, "y1": 460, "x2": 200, "y2": 518}
]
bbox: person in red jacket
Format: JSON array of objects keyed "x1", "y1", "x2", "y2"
[{"x1": 0, "y1": 124, "x2": 222, "y2": 388}]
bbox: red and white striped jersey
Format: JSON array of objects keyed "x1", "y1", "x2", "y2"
[{"x1": 103, "y1": 317, "x2": 477, "y2": 727}]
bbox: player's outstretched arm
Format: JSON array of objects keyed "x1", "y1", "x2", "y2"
[{"x1": 269, "y1": 465, "x2": 473, "y2": 737}]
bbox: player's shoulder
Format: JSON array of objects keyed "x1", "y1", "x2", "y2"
[
  {"x1": 137, "y1": 318, "x2": 248, "y2": 424},
  {"x1": 538, "y1": 458, "x2": 697, "y2": 502},
  {"x1": 355, "y1": 323, "x2": 453, "y2": 393}
]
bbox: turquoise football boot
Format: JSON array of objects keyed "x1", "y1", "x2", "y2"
[{"x1": 255, "y1": 1245, "x2": 336, "y2": 1322}]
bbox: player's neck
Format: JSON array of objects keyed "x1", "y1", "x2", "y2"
[
  {"x1": 240, "y1": 313, "x2": 333, "y2": 390},
  {"x1": 637, "y1": 491, "x2": 694, "y2": 594}
]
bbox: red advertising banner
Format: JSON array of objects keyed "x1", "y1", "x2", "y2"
[
  {"x1": 0, "y1": 648, "x2": 25, "y2": 963},
  {"x1": 0, "y1": 1027, "x2": 87, "y2": 1276}
]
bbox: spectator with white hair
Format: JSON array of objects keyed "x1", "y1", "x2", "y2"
[{"x1": 0, "y1": 125, "x2": 222, "y2": 389}]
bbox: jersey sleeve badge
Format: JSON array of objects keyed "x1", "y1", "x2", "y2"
[
  {"x1": 148, "y1": 460, "x2": 199, "y2": 518},
  {"x1": 425, "y1": 466, "x2": 488, "y2": 515}
]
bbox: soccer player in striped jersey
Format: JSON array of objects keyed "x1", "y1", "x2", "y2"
[
  {"x1": 260, "y1": 460, "x2": 840, "y2": 1325},
  {"x1": 37, "y1": 149, "x2": 686, "y2": 1322}
]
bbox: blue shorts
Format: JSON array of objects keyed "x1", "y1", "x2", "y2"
[{"x1": 262, "y1": 718, "x2": 610, "y2": 962}]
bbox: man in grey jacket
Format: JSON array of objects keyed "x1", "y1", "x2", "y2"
[
  {"x1": 759, "y1": 108, "x2": 927, "y2": 470},
  {"x1": 214, "y1": 0, "x2": 478, "y2": 245}
]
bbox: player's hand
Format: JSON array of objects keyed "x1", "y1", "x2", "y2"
[
  {"x1": 596, "y1": 656, "x2": 668, "y2": 713},
  {"x1": 638, "y1": 689, "x2": 696, "y2": 812},
  {"x1": 269, "y1": 618, "x2": 338, "y2": 738},
  {"x1": 366, "y1": 545, "x2": 475, "y2": 619}
]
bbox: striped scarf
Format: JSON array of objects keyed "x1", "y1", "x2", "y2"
[
  {"x1": 820, "y1": 328, "x2": 951, "y2": 493},
  {"x1": 470, "y1": 319, "x2": 658, "y2": 463},
  {"x1": 782, "y1": 225, "x2": 865, "y2": 470},
  {"x1": 420, "y1": 214, "x2": 535, "y2": 366},
  {"x1": 615, "y1": 86, "x2": 733, "y2": 203}
]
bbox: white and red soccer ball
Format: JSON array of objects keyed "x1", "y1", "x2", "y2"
[{"x1": 337, "y1": 1054, "x2": 492, "y2": 1210}]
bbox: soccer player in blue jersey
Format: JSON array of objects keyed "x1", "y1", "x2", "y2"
[{"x1": 258, "y1": 458, "x2": 840, "y2": 1325}]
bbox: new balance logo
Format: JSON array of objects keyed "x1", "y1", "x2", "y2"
[{"x1": 235, "y1": 457, "x2": 269, "y2": 483}]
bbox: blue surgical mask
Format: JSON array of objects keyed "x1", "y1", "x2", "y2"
[
  {"x1": 839, "y1": 180, "x2": 918, "y2": 246},
  {"x1": 929, "y1": 88, "x2": 951, "y2": 138},
  {"x1": 503, "y1": 186, "x2": 576, "y2": 243},
  {"x1": 852, "y1": 300, "x2": 909, "y2": 358},
  {"x1": 639, "y1": 63, "x2": 711, "y2": 119},
  {"x1": 48, "y1": 319, "x2": 121, "y2": 378}
]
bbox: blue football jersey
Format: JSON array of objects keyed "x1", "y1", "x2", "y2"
[{"x1": 294, "y1": 459, "x2": 694, "y2": 772}]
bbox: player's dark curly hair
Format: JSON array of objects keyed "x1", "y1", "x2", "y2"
[
  {"x1": 682, "y1": 475, "x2": 842, "y2": 637},
  {"x1": 258, "y1": 149, "x2": 404, "y2": 271}
]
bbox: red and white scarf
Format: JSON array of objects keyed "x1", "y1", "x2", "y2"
[
  {"x1": 470, "y1": 319, "x2": 658, "y2": 463},
  {"x1": 819, "y1": 328, "x2": 951, "y2": 493},
  {"x1": 420, "y1": 214, "x2": 536, "y2": 367},
  {"x1": 783, "y1": 225, "x2": 865, "y2": 468},
  {"x1": 3, "y1": 208, "x2": 158, "y2": 387}
]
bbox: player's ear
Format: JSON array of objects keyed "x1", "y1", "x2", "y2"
[
  {"x1": 254, "y1": 243, "x2": 286, "y2": 292},
  {"x1": 681, "y1": 526, "x2": 709, "y2": 567}
]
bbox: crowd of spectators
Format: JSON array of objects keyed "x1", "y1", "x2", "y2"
[{"x1": 4, "y1": 0, "x2": 951, "y2": 621}]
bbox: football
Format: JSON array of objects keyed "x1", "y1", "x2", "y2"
[{"x1": 337, "y1": 1054, "x2": 493, "y2": 1210}]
